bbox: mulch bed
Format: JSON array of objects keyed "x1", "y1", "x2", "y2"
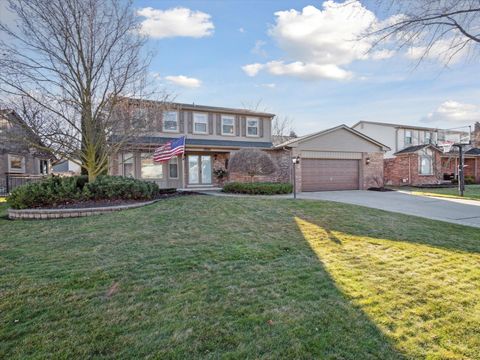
[
  {"x1": 36, "y1": 191, "x2": 199, "y2": 210},
  {"x1": 367, "y1": 187, "x2": 395, "y2": 192}
]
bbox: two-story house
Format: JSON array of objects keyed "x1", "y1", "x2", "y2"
[
  {"x1": 109, "y1": 99, "x2": 279, "y2": 189},
  {"x1": 0, "y1": 109, "x2": 51, "y2": 194},
  {"x1": 352, "y1": 121, "x2": 480, "y2": 185}
]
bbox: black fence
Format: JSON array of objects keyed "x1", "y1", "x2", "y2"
[{"x1": 0, "y1": 175, "x2": 45, "y2": 196}]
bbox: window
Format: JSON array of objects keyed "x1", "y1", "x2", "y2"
[
  {"x1": 39, "y1": 159, "x2": 49, "y2": 175},
  {"x1": 131, "y1": 107, "x2": 149, "y2": 129},
  {"x1": 247, "y1": 117, "x2": 259, "y2": 136},
  {"x1": 120, "y1": 153, "x2": 134, "y2": 177},
  {"x1": 169, "y1": 157, "x2": 179, "y2": 179},
  {"x1": 8, "y1": 154, "x2": 25, "y2": 173},
  {"x1": 141, "y1": 153, "x2": 163, "y2": 179},
  {"x1": 419, "y1": 155, "x2": 433, "y2": 175},
  {"x1": 193, "y1": 113, "x2": 208, "y2": 134},
  {"x1": 405, "y1": 130, "x2": 412, "y2": 145},
  {"x1": 424, "y1": 132, "x2": 432, "y2": 144},
  {"x1": 221, "y1": 115, "x2": 235, "y2": 135},
  {"x1": 163, "y1": 111, "x2": 179, "y2": 132}
]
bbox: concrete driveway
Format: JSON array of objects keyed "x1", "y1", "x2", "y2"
[{"x1": 297, "y1": 190, "x2": 480, "y2": 228}]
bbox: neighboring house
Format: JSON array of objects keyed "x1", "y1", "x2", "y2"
[
  {"x1": 353, "y1": 120, "x2": 480, "y2": 185},
  {"x1": 275, "y1": 125, "x2": 390, "y2": 192},
  {"x1": 52, "y1": 160, "x2": 81, "y2": 176},
  {"x1": 109, "y1": 99, "x2": 277, "y2": 189},
  {"x1": 0, "y1": 109, "x2": 51, "y2": 192}
]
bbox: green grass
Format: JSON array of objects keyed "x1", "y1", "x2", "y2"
[
  {"x1": 1, "y1": 196, "x2": 479, "y2": 359},
  {"x1": 395, "y1": 184, "x2": 480, "y2": 201}
]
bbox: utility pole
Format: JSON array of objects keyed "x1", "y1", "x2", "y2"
[
  {"x1": 453, "y1": 144, "x2": 466, "y2": 197},
  {"x1": 292, "y1": 156, "x2": 300, "y2": 199}
]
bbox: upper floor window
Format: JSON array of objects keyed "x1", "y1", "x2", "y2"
[
  {"x1": 193, "y1": 113, "x2": 208, "y2": 134},
  {"x1": 163, "y1": 111, "x2": 178, "y2": 132},
  {"x1": 221, "y1": 115, "x2": 235, "y2": 135},
  {"x1": 424, "y1": 131, "x2": 432, "y2": 144},
  {"x1": 8, "y1": 154, "x2": 25, "y2": 173},
  {"x1": 405, "y1": 130, "x2": 412, "y2": 145},
  {"x1": 247, "y1": 117, "x2": 259, "y2": 137}
]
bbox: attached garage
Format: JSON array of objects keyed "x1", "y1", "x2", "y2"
[
  {"x1": 302, "y1": 159, "x2": 359, "y2": 191},
  {"x1": 276, "y1": 125, "x2": 390, "y2": 192}
]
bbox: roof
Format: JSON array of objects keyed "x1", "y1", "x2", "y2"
[
  {"x1": 121, "y1": 97, "x2": 276, "y2": 118},
  {"x1": 352, "y1": 120, "x2": 439, "y2": 132},
  {"x1": 394, "y1": 144, "x2": 442, "y2": 155},
  {"x1": 466, "y1": 148, "x2": 480, "y2": 155},
  {"x1": 113, "y1": 135, "x2": 272, "y2": 149},
  {"x1": 274, "y1": 124, "x2": 391, "y2": 151},
  {"x1": 52, "y1": 160, "x2": 69, "y2": 173}
]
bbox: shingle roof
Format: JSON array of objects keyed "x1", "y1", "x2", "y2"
[
  {"x1": 466, "y1": 147, "x2": 480, "y2": 155},
  {"x1": 394, "y1": 144, "x2": 442, "y2": 155},
  {"x1": 352, "y1": 120, "x2": 439, "y2": 132},
  {"x1": 112, "y1": 135, "x2": 272, "y2": 149}
]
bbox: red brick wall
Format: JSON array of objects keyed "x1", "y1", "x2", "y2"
[
  {"x1": 385, "y1": 152, "x2": 442, "y2": 186},
  {"x1": 441, "y1": 156, "x2": 480, "y2": 183},
  {"x1": 362, "y1": 152, "x2": 384, "y2": 189}
]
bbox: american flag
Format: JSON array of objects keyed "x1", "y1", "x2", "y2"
[{"x1": 153, "y1": 136, "x2": 186, "y2": 162}]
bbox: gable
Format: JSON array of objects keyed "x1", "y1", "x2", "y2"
[{"x1": 297, "y1": 127, "x2": 384, "y2": 152}]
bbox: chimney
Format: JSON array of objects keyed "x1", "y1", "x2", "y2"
[{"x1": 474, "y1": 122, "x2": 480, "y2": 148}]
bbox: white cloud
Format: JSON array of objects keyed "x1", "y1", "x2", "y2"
[
  {"x1": 242, "y1": 63, "x2": 264, "y2": 77},
  {"x1": 423, "y1": 101, "x2": 480, "y2": 125},
  {"x1": 242, "y1": 1, "x2": 392, "y2": 80},
  {"x1": 137, "y1": 7, "x2": 214, "y2": 39},
  {"x1": 165, "y1": 75, "x2": 201, "y2": 88},
  {"x1": 405, "y1": 38, "x2": 469, "y2": 64},
  {"x1": 251, "y1": 40, "x2": 267, "y2": 57},
  {"x1": 238, "y1": 27, "x2": 245, "y2": 33},
  {"x1": 256, "y1": 83, "x2": 276, "y2": 88}
]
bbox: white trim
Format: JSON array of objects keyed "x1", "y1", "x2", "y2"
[
  {"x1": 162, "y1": 110, "x2": 179, "y2": 133},
  {"x1": 7, "y1": 154, "x2": 26, "y2": 173},
  {"x1": 193, "y1": 112, "x2": 208, "y2": 134},
  {"x1": 246, "y1": 117, "x2": 259, "y2": 137},
  {"x1": 221, "y1": 114, "x2": 235, "y2": 136}
]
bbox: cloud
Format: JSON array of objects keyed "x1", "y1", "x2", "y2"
[
  {"x1": 423, "y1": 101, "x2": 480, "y2": 125},
  {"x1": 405, "y1": 38, "x2": 469, "y2": 64},
  {"x1": 242, "y1": 63, "x2": 264, "y2": 77},
  {"x1": 165, "y1": 75, "x2": 201, "y2": 88},
  {"x1": 137, "y1": 7, "x2": 214, "y2": 39},
  {"x1": 238, "y1": 27, "x2": 245, "y2": 33},
  {"x1": 256, "y1": 83, "x2": 276, "y2": 88},
  {"x1": 251, "y1": 40, "x2": 267, "y2": 57},
  {"x1": 242, "y1": 1, "x2": 392, "y2": 80}
]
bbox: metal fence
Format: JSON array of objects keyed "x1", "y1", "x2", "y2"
[{"x1": 0, "y1": 175, "x2": 45, "y2": 196}]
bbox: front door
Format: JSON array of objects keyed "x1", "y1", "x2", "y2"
[{"x1": 188, "y1": 155, "x2": 212, "y2": 185}]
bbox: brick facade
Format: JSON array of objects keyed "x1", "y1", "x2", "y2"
[
  {"x1": 384, "y1": 151, "x2": 443, "y2": 186},
  {"x1": 442, "y1": 156, "x2": 480, "y2": 183},
  {"x1": 362, "y1": 152, "x2": 385, "y2": 189}
]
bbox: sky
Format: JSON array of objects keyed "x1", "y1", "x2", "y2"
[
  {"x1": 2, "y1": 0, "x2": 480, "y2": 136},
  {"x1": 132, "y1": 0, "x2": 480, "y2": 136}
]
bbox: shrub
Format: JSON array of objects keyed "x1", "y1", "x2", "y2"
[
  {"x1": 222, "y1": 182, "x2": 293, "y2": 195},
  {"x1": 228, "y1": 149, "x2": 277, "y2": 182},
  {"x1": 464, "y1": 175, "x2": 476, "y2": 185},
  {"x1": 8, "y1": 175, "x2": 160, "y2": 209}
]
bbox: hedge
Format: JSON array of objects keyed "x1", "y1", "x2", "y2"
[
  {"x1": 222, "y1": 182, "x2": 293, "y2": 195},
  {"x1": 8, "y1": 175, "x2": 161, "y2": 209}
]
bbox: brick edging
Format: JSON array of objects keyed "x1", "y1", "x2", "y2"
[{"x1": 7, "y1": 199, "x2": 159, "y2": 220}]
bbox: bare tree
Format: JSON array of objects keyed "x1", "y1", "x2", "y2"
[
  {"x1": 272, "y1": 115, "x2": 297, "y2": 144},
  {"x1": 0, "y1": 0, "x2": 155, "y2": 182},
  {"x1": 369, "y1": 0, "x2": 480, "y2": 64},
  {"x1": 229, "y1": 149, "x2": 277, "y2": 182}
]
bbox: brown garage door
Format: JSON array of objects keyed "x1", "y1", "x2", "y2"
[{"x1": 302, "y1": 159, "x2": 359, "y2": 191}]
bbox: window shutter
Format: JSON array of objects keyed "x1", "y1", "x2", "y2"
[
  {"x1": 208, "y1": 113, "x2": 214, "y2": 134},
  {"x1": 241, "y1": 116, "x2": 246, "y2": 137},
  {"x1": 179, "y1": 111, "x2": 185, "y2": 133},
  {"x1": 259, "y1": 118, "x2": 264, "y2": 138},
  {"x1": 235, "y1": 116, "x2": 240, "y2": 136},
  {"x1": 216, "y1": 114, "x2": 221, "y2": 135},
  {"x1": 187, "y1": 112, "x2": 193, "y2": 134}
]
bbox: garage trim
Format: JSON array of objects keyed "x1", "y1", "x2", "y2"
[{"x1": 301, "y1": 151, "x2": 362, "y2": 159}]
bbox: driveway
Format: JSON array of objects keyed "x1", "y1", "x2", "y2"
[{"x1": 297, "y1": 190, "x2": 480, "y2": 228}]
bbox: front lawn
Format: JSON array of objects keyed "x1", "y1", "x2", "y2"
[
  {"x1": 1, "y1": 196, "x2": 479, "y2": 359},
  {"x1": 395, "y1": 184, "x2": 480, "y2": 201}
]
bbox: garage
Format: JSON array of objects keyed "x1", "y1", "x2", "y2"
[
  {"x1": 302, "y1": 159, "x2": 359, "y2": 191},
  {"x1": 276, "y1": 125, "x2": 390, "y2": 192}
]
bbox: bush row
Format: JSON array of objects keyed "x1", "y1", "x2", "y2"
[
  {"x1": 222, "y1": 182, "x2": 293, "y2": 195},
  {"x1": 8, "y1": 175, "x2": 161, "y2": 209}
]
